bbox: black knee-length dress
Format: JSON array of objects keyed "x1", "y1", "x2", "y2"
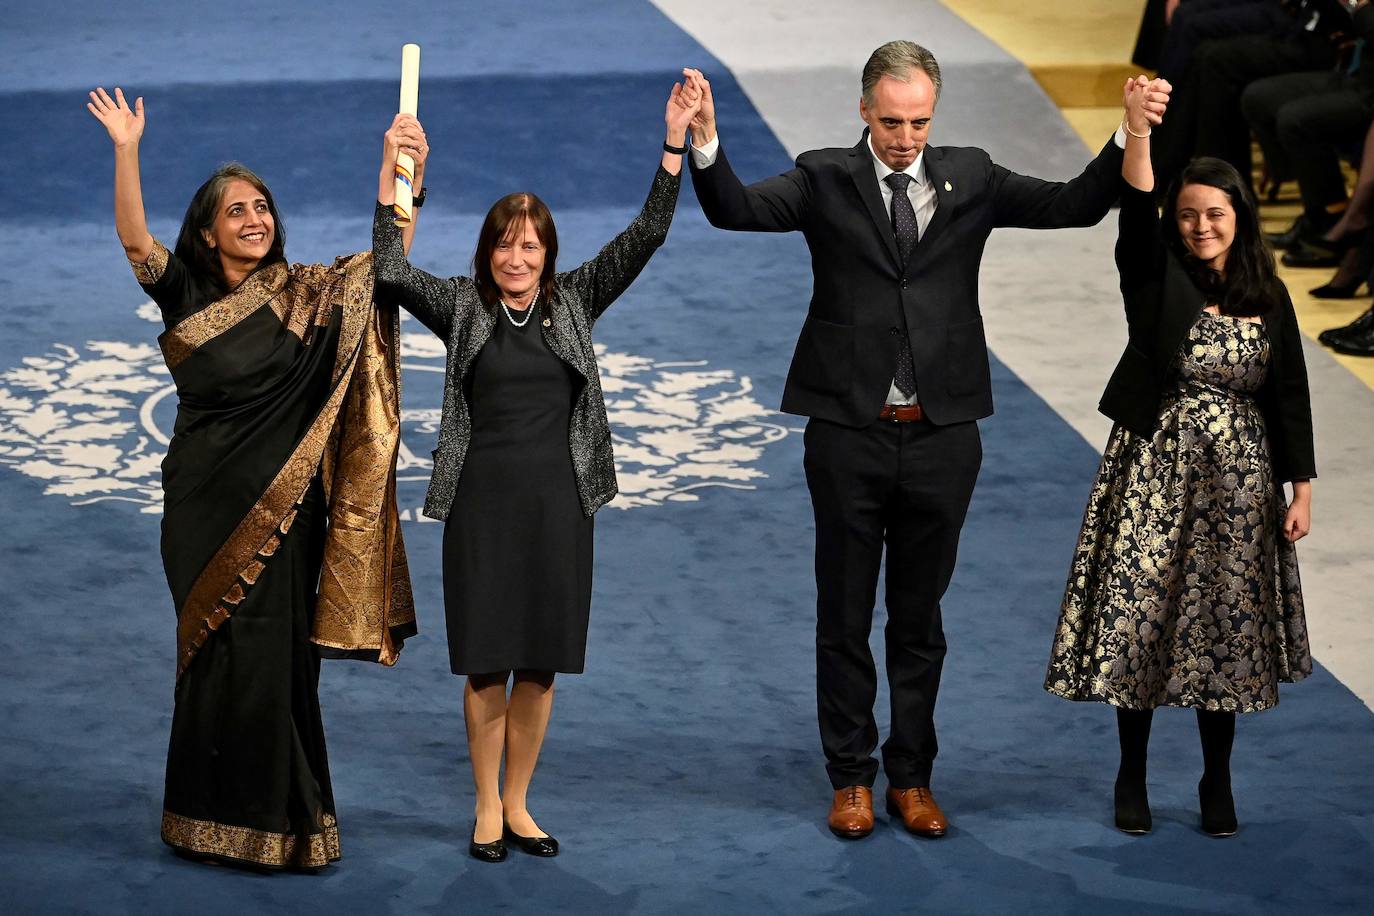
[
  {"x1": 444, "y1": 298, "x2": 594, "y2": 675},
  {"x1": 370, "y1": 167, "x2": 683, "y2": 677}
]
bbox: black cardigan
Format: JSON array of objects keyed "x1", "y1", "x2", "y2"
[{"x1": 1097, "y1": 184, "x2": 1316, "y2": 483}]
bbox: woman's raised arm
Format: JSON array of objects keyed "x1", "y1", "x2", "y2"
[
  {"x1": 87, "y1": 87, "x2": 154, "y2": 263},
  {"x1": 377, "y1": 113, "x2": 429, "y2": 256}
]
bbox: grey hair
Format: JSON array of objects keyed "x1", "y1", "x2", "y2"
[{"x1": 861, "y1": 40, "x2": 942, "y2": 105}]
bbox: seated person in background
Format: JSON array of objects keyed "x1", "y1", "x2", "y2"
[
  {"x1": 1243, "y1": 1, "x2": 1374, "y2": 264},
  {"x1": 1152, "y1": 0, "x2": 1341, "y2": 195}
]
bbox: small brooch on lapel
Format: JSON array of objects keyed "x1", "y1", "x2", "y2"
[
  {"x1": 943, "y1": 180, "x2": 952, "y2": 191},
  {"x1": 542, "y1": 318, "x2": 551, "y2": 327}
]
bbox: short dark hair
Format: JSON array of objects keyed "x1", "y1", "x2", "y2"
[
  {"x1": 173, "y1": 162, "x2": 286, "y2": 304},
  {"x1": 862, "y1": 40, "x2": 942, "y2": 106},
  {"x1": 472, "y1": 192, "x2": 559, "y2": 313},
  {"x1": 1161, "y1": 157, "x2": 1278, "y2": 316}
]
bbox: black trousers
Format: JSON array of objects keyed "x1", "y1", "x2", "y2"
[
  {"x1": 1154, "y1": 0, "x2": 1275, "y2": 83},
  {"x1": 1154, "y1": 29, "x2": 1334, "y2": 190},
  {"x1": 1243, "y1": 70, "x2": 1370, "y2": 223},
  {"x1": 803, "y1": 416, "x2": 982, "y2": 790}
]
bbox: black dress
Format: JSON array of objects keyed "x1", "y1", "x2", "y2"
[{"x1": 443, "y1": 297, "x2": 594, "y2": 674}]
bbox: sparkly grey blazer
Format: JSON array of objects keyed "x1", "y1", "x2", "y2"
[{"x1": 373, "y1": 166, "x2": 681, "y2": 520}]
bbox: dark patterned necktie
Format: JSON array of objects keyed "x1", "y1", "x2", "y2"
[{"x1": 884, "y1": 172, "x2": 919, "y2": 398}]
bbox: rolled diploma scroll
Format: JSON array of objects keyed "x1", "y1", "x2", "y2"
[{"x1": 393, "y1": 43, "x2": 421, "y2": 226}]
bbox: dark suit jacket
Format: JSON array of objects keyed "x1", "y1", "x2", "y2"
[
  {"x1": 1099, "y1": 184, "x2": 1316, "y2": 482},
  {"x1": 690, "y1": 132, "x2": 1125, "y2": 427}
]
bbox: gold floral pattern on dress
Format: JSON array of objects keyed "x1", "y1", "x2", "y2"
[
  {"x1": 1046, "y1": 312, "x2": 1309, "y2": 714},
  {"x1": 161, "y1": 810, "x2": 341, "y2": 868}
]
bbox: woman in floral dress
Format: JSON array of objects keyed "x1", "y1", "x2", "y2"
[{"x1": 1045, "y1": 77, "x2": 1316, "y2": 837}]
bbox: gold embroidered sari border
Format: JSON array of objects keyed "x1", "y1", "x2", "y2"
[
  {"x1": 158, "y1": 262, "x2": 289, "y2": 369},
  {"x1": 174, "y1": 253, "x2": 413, "y2": 679},
  {"x1": 162, "y1": 810, "x2": 340, "y2": 869},
  {"x1": 131, "y1": 238, "x2": 170, "y2": 286}
]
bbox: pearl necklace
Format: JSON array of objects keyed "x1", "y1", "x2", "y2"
[{"x1": 500, "y1": 290, "x2": 539, "y2": 328}]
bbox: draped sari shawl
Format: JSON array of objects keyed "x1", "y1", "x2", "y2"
[{"x1": 137, "y1": 242, "x2": 416, "y2": 679}]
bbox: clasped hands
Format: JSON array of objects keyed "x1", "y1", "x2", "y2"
[{"x1": 1123, "y1": 74, "x2": 1172, "y2": 136}]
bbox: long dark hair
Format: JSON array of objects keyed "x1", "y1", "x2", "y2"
[
  {"x1": 1160, "y1": 157, "x2": 1277, "y2": 316},
  {"x1": 471, "y1": 192, "x2": 558, "y2": 312},
  {"x1": 173, "y1": 162, "x2": 287, "y2": 305}
]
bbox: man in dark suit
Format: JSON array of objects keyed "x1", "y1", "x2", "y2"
[{"x1": 682, "y1": 43, "x2": 1169, "y2": 839}]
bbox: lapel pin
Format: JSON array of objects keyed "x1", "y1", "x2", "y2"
[
  {"x1": 542, "y1": 318, "x2": 551, "y2": 327},
  {"x1": 944, "y1": 180, "x2": 952, "y2": 191}
]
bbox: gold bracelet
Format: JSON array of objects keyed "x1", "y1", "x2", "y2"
[{"x1": 1123, "y1": 120, "x2": 1151, "y2": 139}]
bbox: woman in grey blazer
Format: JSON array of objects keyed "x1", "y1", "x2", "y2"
[{"x1": 373, "y1": 79, "x2": 700, "y2": 863}]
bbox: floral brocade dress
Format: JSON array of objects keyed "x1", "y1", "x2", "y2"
[{"x1": 1045, "y1": 311, "x2": 1310, "y2": 714}]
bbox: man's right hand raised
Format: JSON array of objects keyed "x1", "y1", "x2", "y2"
[{"x1": 682, "y1": 68, "x2": 716, "y2": 145}]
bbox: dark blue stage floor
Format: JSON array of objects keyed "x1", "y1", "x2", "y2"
[{"x1": 2, "y1": 2, "x2": 1371, "y2": 912}]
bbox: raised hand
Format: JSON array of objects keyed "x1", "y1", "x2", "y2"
[
  {"x1": 665, "y1": 80, "x2": 702, "y2": 139},
  {"x1": 87, "y1": 87, "x2": 144, "y2": 148},
  {"x1": 1123, "y1": 75, "x2": 1171, "y2": 134},
  {"x1": 381, "y1": 113, "x2": 429, "y2": 179},
  {"x1": 682, "y1": 68, "x2": 716, "y2": 144}
]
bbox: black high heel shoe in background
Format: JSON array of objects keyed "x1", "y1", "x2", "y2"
[{"x1": 1310, "y1": 235, "x2": 1374, "y2": 298}]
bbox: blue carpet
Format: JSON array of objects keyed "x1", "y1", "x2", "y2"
[{"x1": 2, "y1": 2, "x2": 1372, "y2": 913}]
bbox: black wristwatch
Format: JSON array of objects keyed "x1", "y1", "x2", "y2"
[{"x1": 412, "y1": 186, "x2": 427, "y2": 208}]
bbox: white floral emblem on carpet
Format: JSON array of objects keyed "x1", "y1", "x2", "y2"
[{"x1": 0, "y1": 305, "x2": 792, "y2": 517}]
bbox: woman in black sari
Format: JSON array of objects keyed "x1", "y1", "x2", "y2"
[{"x1": 88, "y1": 87, "x2": 421, "y2": 869}]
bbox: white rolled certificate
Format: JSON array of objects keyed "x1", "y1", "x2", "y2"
[{"x1": 393, "y1": 43, "x2": 421, "y2": 226}]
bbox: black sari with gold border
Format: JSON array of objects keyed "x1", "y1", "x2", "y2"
[{"x1": 133, "y1": 240, "x2": 415, "y2": 869}]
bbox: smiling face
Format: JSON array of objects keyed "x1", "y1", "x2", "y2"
[
  {"x1": 489, "y1": 216, "x2": 547, "y2": 304},
  {"x1": 202, "y1": 178, "x2": 275, "y2": 272},
  {"x1": 1175, "y1": 182, "x2": 1236, "y2": 272},
  {"x1": 859, "y1": 70, "x2": 936, "y2": 171}
]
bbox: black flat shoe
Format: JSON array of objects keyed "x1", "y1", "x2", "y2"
[
  {"x1": 1310, "y1": 280, "x2": 1365, "y2": 299},
  {"x1": 1327, "y1": 324, "x2": 1374, "y2": 356},
  {"x1": 1282, "y1": 242, "x2": 1341, "y2": 269},
  {"x1": 504, "y1": 824, "x2": 559, "y2": 857},
  {"x1": 1265, "y1": 215, "x2": 1310, "y2": 251},
  {"x1": 1113, "y1": 777, "x2": 1152, "y2": 835},
  {"x1": 469, "y1": 823, "x2": 508, "y2": 863},
  {"x1": 1198, "y1": 778, "x2": 1238, "y2": 838},
  {"x1": 1320, "y1": 307, "x2": 1374, "y2": 345}
]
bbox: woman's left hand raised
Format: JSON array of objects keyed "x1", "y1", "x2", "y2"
[
  {"x1": 665, "y1": 79, "x2": 702, "y2": 144},
  {"x1": 1123, "y1": 75, "x2": 1171, "y2": 134},
  {"x1": 381, "y1": 113, "x2": 429, "y2": 178}
]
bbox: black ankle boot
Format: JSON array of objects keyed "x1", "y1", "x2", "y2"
[
  {"x1": 1114, "y1": 774, "x2": 1152, "y2": 834},
  {"x1": 1113, "y1": 708, "x2": 1154, "y2": 834},
  {"x1": 1196, "y1": 710, "x2": 1238, "y2": 836},
  {"x1": 1198, "y1": 776, "x2": 1237, "y2": 837}
]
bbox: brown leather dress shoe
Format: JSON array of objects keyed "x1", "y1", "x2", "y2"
[
  {"x1": 886, "y1": 786, "x2": 948, "y2": 837},
  {"x1": 828, "y1": 786, "x2": 875, "y2": 839}
]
